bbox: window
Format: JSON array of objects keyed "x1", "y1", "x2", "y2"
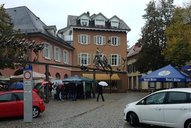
[
  {"x1": 145, "y1": 92, "x2": 166, "y2": 104},
  {"x1": 43, "y1": 43, "x2": 52, "y2": 59},
  {"x1": 78, "y1": 34, "x2": 89, "y2": 44},
  {"x1": 111, "y1": 54, "x2": 119, "y2": 66},
  {"x1": 94, "y1": 35, "x2": 105, "y2": 45},
  {"x1": 14, "y1": 93, "x2": 23, "y2": 100},
  {"x1": 78, "y1": 53, "x2": 90, "y2": 66},
  {"x1": 55, "y1": 73, "x2": 61, "y2": 79},
  {"x1": 54, "y1": 47, "x2": 61, "y2": 62},
  {"x1": 128, "y1": 64, "x2": 133, "y2": 73},
  {"x1": 0, "y1": 93, "x2": 13, "y2": 102},
  {"x1": 95, "y1": 19, "x2": 105, "y2": 26},
  {"x1": 167, "y1": 92, "x2": 188, "y2": 104},
  {"x1": 110, "y1": 36, "x2": 120, "y2": 46},
  {"x1": 111, "y1": 21, "x2": 119, "y2": 28},
  {"x1": 63, "y1": 50, "x2": 69, "y2": 64},
  {"x1": 80, "y1": 19, "x2": 89, "y2": 26}
]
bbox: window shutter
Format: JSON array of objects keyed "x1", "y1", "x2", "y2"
[
  {"x1": 118, "y1": 37, "x2": 120, "y2": 46},
  {"x1": 94, "y1": 36, "x2": 96, "y2": 44},
  {"x1": 88, "y1": 54, "x2": 91, "y2": 65},
  {"x1": 50, "y1": 45, "x2": 53, "y2": 59},
  {"x1": 42, "y1": 46, "x2": 45, "y2": 57},
  {"x1": 54, "y1": 47, "x2": 56, "y2": 60},
  {"x1": 78, "y1": 54, "x2": 80, "y2": 65},
  {"x1": 67, "y1": 52, "x2": 70, "y2": 64},
  {"x1": 59, "y1": 49, "x2": 62, "y2": 62},
  {"x1": 103, "y1": 36, "x2": 106, "y2": 45},
  {"x1": 108, "y1": 54, "x2": 111, "y2": 65},
  {"x1": 78, "y1": 35, "x2": 81, "y2": 43},
  {"x1": 88, "y1": 35, "x2": 90, "y2": 44},
  {"x1": 118, "y1": 55, "x2": 121, "y2": 66}
]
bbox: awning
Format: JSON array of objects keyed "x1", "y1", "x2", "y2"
[
  {"x1": 83, "y1": 73, "x2": 120, "y2": 81},
  {"x1": 140, "y1": 64, "x2": 191, "y2": 82}
]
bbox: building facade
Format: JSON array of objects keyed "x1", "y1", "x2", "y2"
[
  {"x1": 127, "y1": 43, "x2": 142, "y2": 90},
  {"x1": 127, "y1": 43, "x2": 173, "y2": 91},
  {"x1": 0, "y1": 6, "x2": 74, "y2": 80},
  {"x1": 58, "y1": 12, "x2": 131, "y2": 92}
]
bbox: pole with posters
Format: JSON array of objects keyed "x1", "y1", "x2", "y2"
[{"x1": 23, "y1": 65, "x2": 33, "y2": 122}]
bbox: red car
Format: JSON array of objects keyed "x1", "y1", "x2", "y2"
[{"x1": 0, "y1": 90, "x2": 45, "y2": 118}]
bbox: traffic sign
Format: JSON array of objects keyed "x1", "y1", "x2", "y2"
[{"x1": 23, "y1": 64, "x2": 33, "y2": 123}]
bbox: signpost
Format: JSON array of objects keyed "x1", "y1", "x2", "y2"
[{"x1": 23, "y1": 65, "x2": 33, "y2": 122}]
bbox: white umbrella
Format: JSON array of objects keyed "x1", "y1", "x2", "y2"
[{"x1": 98, "y1": 81, "x2": 108, "y2": 86}]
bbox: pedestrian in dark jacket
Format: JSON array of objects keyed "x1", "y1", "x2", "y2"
[{"x1": 97, "y1": 84, "x2": 104, "y2": 102}]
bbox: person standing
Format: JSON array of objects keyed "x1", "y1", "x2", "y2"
[{"x1": 96, "y1": 84, "x2": 104, "y2": 102}]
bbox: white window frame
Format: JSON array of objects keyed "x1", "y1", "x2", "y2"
[
  {"x1": 94, "y1": 35, "x2": 105, "y2": 45},
  {"x1": 43, "y1": 42, "x2": 52, "y2": 60},
  {"x1": 63, "y1": 50, "x2": 69, "y2": 64},
  {"x1": 54, "y1": 46, "x2": 61, "y2": 62},
  {"x1": 95, "y1": 19, "x2": 105, "y2": 26},
  {"x1": 80, "y1": 19, "x2": 89, "y2": 26},
  {"x1": 111, "y1": 36, "x2": 120, "y2": 46},
  {"x1": 111, "y1": 21, "x2": 119, "y2": 28},
  {"x1": 78, "y1": 53, "x2": 90, "y2": 66},
  {"x1": 111, "y1": 54, "x2": 119, "y2": 66},
  {"x1": 78, "y1": 34, "x2": 89, "y2": 44}
]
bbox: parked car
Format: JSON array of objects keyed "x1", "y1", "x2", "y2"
[
  {"x1": 0, "y1": 90, "x2": 45, "y2": 118},
  {"x1": 124, "y1": 88, "x2": 191, "y2": 128}
]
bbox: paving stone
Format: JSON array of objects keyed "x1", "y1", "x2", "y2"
[{"x1": 0, "y1": 92, "x2": 163, "y2": 128}]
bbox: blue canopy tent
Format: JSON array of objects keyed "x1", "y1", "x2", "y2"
[
  {"x1": 182, "y1": 65, "x2": 191, "y2": 75},
  {"x1": 140, "y1": 65, "x2": 191, "y2": 82}
]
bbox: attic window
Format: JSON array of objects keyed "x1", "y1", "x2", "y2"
[
  {"x1": 80, "y1": 19, "x2": 89, "y2": 26},
  {"x1": 95, "y1": 19, "x2": 105, "y2": 27},
  {"x1": 111, "y1": 21, "x2": 119, "y2": 28}
]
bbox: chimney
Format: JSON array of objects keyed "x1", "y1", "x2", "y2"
[{"x1": 87, "y1": 11, "x2": 90, "y2": 16}]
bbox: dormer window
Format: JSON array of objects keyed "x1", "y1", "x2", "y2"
[
  {"x1": 109, "y1": 16, "x2": 120, "y2": 28},
  {"x1": 111, "y1": 21, "x2": 119, "y2": 28},
  {"x1": 80, "y1": 19, "x2": 89, "y2": 26},
  {"x1": 95, "y1": 19, "x2": 105, "y2": 27},
  {"x1": 93, "y1": 13, "x2": 107, "y2": 27}
]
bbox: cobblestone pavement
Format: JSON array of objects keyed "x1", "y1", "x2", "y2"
[{"x1": 0, "y1": 92, "x2": 166, "y2": 128}]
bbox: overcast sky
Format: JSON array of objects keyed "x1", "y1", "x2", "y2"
[{"x1": 1, "y1": 0, "x2": 190, "y2": 47}]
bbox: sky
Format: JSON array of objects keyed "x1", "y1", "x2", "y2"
[{"x1": 1, "y1": 0, "x2": 190, "y2": 47}]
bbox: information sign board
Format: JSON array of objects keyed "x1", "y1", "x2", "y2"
[{"x1": 23, "y1": 65, "x2": 33, "y2": 122}]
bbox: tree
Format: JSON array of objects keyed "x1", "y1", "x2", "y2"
[
  {"x1": 0, "y1": 4, "x2": 16, "y2": 69},
  {"x1": 0, "y1": 4, "x2": 44, "y2": 69},
  {"x1": 163, "y1": 5, "x2": 191, "y2": 66},
  {"x1": 135, "y1": 0, "x2": 174, "y2": 73}
]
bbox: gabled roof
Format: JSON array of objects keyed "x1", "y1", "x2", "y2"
[
  {"x1": 6, "y1": 6, "x2": 74, "y2": 50},
  {"x1": 67, "y1": 15, "x2": 78, "y2": 27},
  {"x1": 63, "y1": 12, "x2": 131, "y2": 31},
  {"x1": 127, "y1": 43, "x2": 142, "y2": 58},
  {"x1": 77, "y1": 12, "x2": 90, "y2": 20},
  {"x1": 92, "y1": 12, "x2": 108, "y2": 20},
  {"x1": 109, "y1": 15, "x2": 120, "y2": 21},
  {"x1": 6, "y1": 6, "x2": 46, "y2": 34}
]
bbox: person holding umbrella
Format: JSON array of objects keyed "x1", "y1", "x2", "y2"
[{"x1": 97, "y1": 81, "x2": 107, "y2": 102}]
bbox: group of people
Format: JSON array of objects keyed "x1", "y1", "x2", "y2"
[
  {"x1": 52, "y1": 82, "x2": 89, "y2": 101},
  {"x1": 51, "y1": 82, "x2": 105, "y2": 102}
]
